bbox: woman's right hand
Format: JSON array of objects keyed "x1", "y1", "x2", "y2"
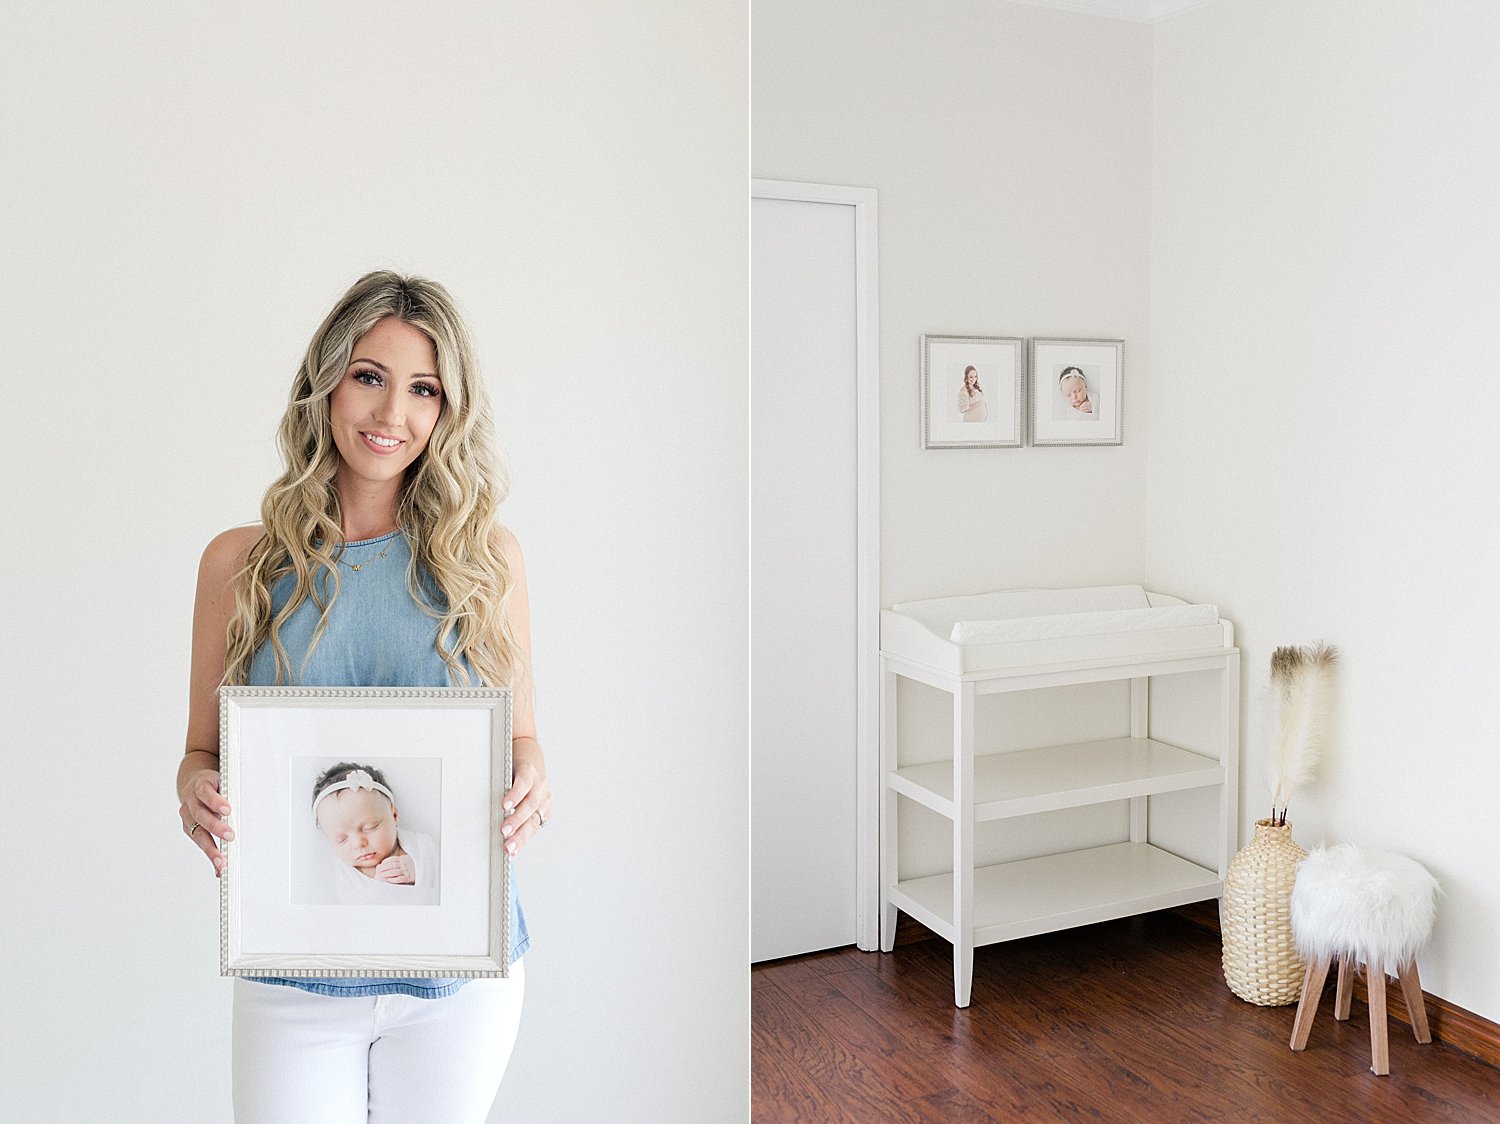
[
  {"x1": 180, "y1": 530, "x2": 258, "y2": 879},
  {"x1": 179, "y1": 768, "x2": 234, "y2": 877}
]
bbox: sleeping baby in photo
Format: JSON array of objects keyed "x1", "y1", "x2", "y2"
[{"x1": 311, "y1": 763, "x2": 439, "y2": 906}]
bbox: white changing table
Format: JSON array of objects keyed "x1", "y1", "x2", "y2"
[{"x1": 878, "y1": 586, "x2": 1239, "y2": 1007}]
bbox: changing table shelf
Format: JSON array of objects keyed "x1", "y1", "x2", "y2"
[
  {"x1": 889, "y1": 737, "x2": 1223, "y2": 821},
  {"x1": 890, "y1": 842, "x2": 1221, "y2": 946},
  {"x1": 878, "y1": 585, "x2": 1239, "y2": 1008}
]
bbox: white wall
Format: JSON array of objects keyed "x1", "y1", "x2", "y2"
[
  {"x1": 754, "y1": 0, "x2": 1154, "y2": 604},
  {"x1": 753, "y1": 0, "x2": 1156, "y2": 913},
  {"x1": 1149, "y1": 0, "x2": 1500, "y2": 1021},
  {"x1": 0, "y1": 4, "x2": 748, "y2": 1121},
  {"x1": 757, "y1": 0, "x2": 1500, "y2": 1029}
]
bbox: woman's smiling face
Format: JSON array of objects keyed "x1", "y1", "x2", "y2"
[
  {"x1": 328, "y1": 316, "x2": 444, "y2": 490},
  {"x1": 316, "y1": 788, "x2": 399, "y2": 871}
]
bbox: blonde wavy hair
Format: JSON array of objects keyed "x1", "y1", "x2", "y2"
[{"x1": 222, "y1": 270, "x2": 520, "y2": 689}]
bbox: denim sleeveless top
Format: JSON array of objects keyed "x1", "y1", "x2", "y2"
[{"x1": 246, "y1": 529, "x2": 530, "y2": 999}]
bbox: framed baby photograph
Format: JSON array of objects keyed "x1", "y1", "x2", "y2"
[
  {"x1": 1029, "y1": 337, "x2": 1124, "y2": 446},
  {"x1": 921, "y1": 334, "x2": 1026, "y2": 448},
  {"x1": 217, "y1": 686, "x2": 513, "y2": 978}
]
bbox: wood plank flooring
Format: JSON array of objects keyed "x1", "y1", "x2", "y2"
[{"x1": 752, "y1": 910, "x2": 1500, "y2": 1122}]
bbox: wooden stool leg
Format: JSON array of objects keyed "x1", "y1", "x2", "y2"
[
  {"x1": 1399, "y1": 961, "x2": 1432, "y2": 1044},
  {"x1": 1290, "y1": 956, "x2": 1331, "y2": 1051},
  {"x1": 1368, "y1": 959, "x2": 1389, "y2": 1075},
  {"x1": 1335, "y1": 955, "x2": 1353, "y2": 1020}
]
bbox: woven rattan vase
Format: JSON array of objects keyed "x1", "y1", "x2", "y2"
[{"x1": 1221, "y1": 818, "x2": 1307, "y2": 1005}]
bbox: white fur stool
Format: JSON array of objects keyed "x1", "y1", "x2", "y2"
[{"x1": 1288, "y1": 844, "x2": 1439, "y2": 1075}]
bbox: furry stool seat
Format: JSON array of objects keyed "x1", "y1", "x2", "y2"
[{"x1": 1288, "y1": 844, "x2": 1439, "y2": 1075}]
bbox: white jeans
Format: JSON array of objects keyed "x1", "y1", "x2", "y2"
[{"x1": 232, "y1": 962, "x2": 524, "y2": 1124}]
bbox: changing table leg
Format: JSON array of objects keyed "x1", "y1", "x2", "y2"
[
  {"x1": 879, "y1": 662, "x2": 899, "y2": 952},
  {"x1": 1129, "y1": 678, "x2": 1149, "y2": 843},
  {"x1": 953, "y1": 681, "x2": 976, "y2": 1008},
  {"x1": 955, "y1": 944, "x2": 974, "y2": 1010},
  {"x1": 1219, "y1": 650, "x2": 1241, "y2": 879}
]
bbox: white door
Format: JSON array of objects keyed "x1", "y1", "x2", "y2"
[{"x1": 751, "y1": 194, "x2": 861, "y2": 962}]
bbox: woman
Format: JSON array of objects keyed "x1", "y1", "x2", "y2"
[
  {"x1": 176, "y1": 270, "x2": 550, "y2": 1122},
  {"x1": 958, "y1": 365, "x2": 987, "y2": 422}
]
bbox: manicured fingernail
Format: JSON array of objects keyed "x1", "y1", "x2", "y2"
[
  {"x1": 501, "y1": 824, "x2": 513, "y2": 838},
  {"x1": 504, "y1": 802, "x2": 515, "y2": 813},
  {"x1": 506, "y1": 842, "x2": 517, "y2": 855}
]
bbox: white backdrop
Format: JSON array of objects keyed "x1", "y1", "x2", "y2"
[{"x1": 0, "y1": 3, "x2": 748, "y2": 1121}]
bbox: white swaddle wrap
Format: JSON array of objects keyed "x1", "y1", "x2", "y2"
[{"x1": 332, "y1": 828, "x2": 440, "y2": 906}]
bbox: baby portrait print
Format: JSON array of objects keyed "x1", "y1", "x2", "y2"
[
  {"x1": 289, "y1": 755, "x2": 443, "y2": 906},
  {"x1": 1052, "y1": 363, "x2": 1101, "y2": 421}
]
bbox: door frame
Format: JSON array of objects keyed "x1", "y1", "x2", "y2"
[{"x1": 751, "y1": 178, "x2": 880, "y2": 951}]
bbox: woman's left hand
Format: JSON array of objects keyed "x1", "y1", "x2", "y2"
[{"x1": 500, "y1": 737, "x2": 551, "y2": 856}]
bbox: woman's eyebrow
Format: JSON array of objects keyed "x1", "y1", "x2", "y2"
[{"x1": 348, "y1": 356, "x2": 440, "y2": 380}]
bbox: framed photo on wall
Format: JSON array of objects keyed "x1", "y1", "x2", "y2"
[
  {"x1": 218, "y1": 686, "x2": 512, "y2": 978},
  {"x1": 922, "y1": 334, "x2": 1026, "y2": 448},
  {"x1": 1029, "y1": 337, "x2": 1124, "y2": 447}
]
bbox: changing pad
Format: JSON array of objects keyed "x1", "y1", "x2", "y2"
[{"x1": 882, "y1": 585, "x2": 1231, "y2": 675}]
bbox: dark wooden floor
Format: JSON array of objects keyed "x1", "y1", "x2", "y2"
[{"x1": 752, "y1": 910, "x2": 1500, "y2": 1122}]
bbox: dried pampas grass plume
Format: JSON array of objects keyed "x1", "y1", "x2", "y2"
[{"x1": 1268, "y1": 641, "x2": 1339, "y2": 826}]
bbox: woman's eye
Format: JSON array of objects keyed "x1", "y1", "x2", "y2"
[
  {"x1": 411, "y1": 382, "x2": 440, "y2": 398},
  {"x1": 352, "y1": 369, "x2": 383, "y2": 386}
]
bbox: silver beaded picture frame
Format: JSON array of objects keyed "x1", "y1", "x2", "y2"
[
  {"x1": 921, "y1": 333, "x2": 1026, "y2": 449},
  {"x1": 1028, "y1": 337, "x2": 1124, "y2": 447},
  {"x1": 218, "y1": 686, "x2": 513, "y2": 978}
]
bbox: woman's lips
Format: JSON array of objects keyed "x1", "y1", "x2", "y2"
[{"x1": 360, "y1": 431, "x2": 404, "y2": 455}]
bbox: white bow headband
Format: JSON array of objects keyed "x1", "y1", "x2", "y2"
[{"x1": 312, "y1": 769, "x2": 395, "y2": 825}]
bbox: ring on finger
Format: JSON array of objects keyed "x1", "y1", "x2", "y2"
[
  {"x1": 186, "y1": 821, "x2": 202, "y2": 838},
  {"x1": 534, "y1": 808, "x2": 546, "y2": 828}
]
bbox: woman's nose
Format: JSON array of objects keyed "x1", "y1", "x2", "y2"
[{"x1": 374, "y1": 387, "x2": 405, "y2": 427}]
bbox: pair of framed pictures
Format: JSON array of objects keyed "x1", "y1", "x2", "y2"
[
  {"x1": 921, "y1": 334, "x2": 1124, "y2": 449},
  {"x1": 217, "y1": 686, "x2": 513, "y2": 978}
]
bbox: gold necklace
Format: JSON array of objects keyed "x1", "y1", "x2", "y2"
[{"x1": 337, "y1": 538, "x2": 394, "y2": 572}]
